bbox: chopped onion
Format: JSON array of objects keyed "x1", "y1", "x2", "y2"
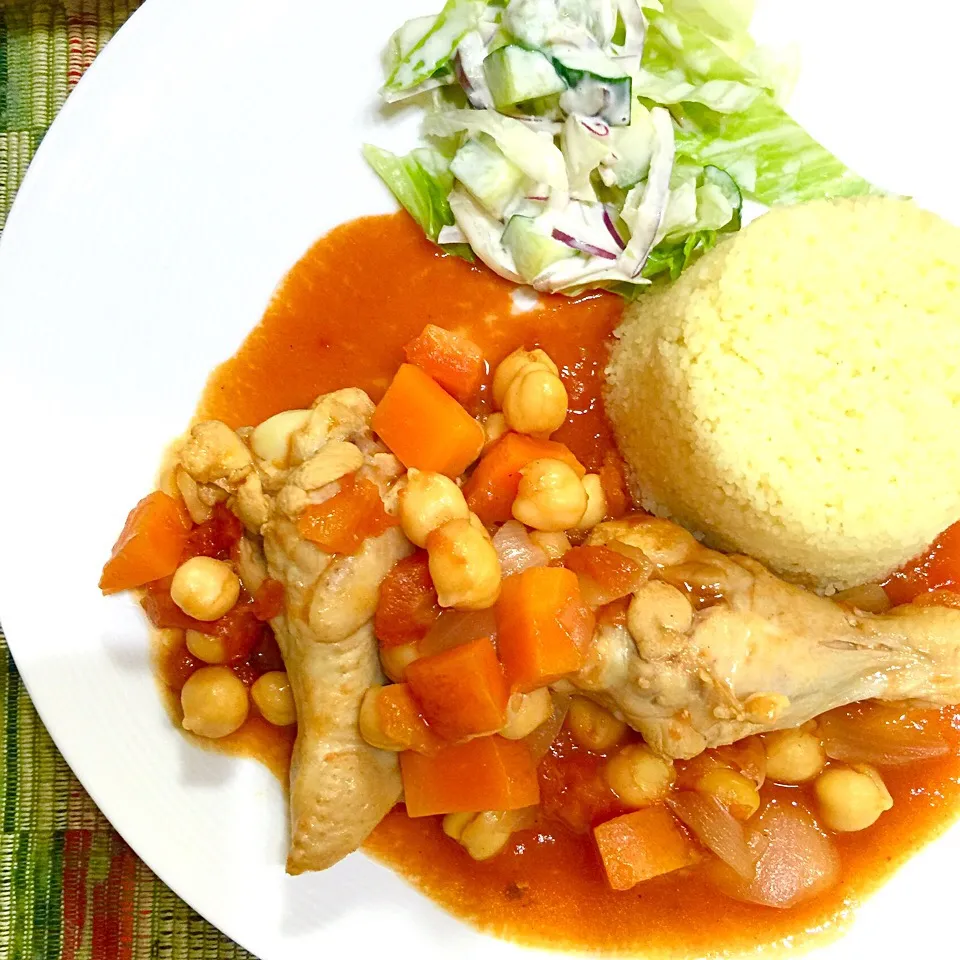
[
  {"x1": 493, "y1": 520, "x2": 549, "y2": 576},
  {"x1": 437, "y1": 224, "x2": 466, "y2": 245},
  {"x1": 667, "y1": 792, "x2": 756, "y2": 879},
  {"x1": 453, "y1": 31, "x2": 493, "y2": 110},
  {"x1": 833, "y1": 582, "x2": 891, "y2": 614},
  {"x1": 818, "y1": 701, "x2": 950, "y2": 766},
  {"x1": 705, "y1": 799, "x2": 840, "y2": 909},
  {"x1": 421, "y1": 608, "x2": 498, "y2": 658},
  {"x1": 524, "y1": 692, "x2": 570, "y2": 761},
  {"x1": 551, "y1": 228, "x2": 619, "y2": 260}
]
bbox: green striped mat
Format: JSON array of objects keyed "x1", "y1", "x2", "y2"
[{"x1": 1, "y1": 3, "x2": 253, "y2": 956}]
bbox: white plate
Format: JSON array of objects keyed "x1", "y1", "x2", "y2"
[{"x1": 1, "y1": 1, "x2": 959, "y2": 956}]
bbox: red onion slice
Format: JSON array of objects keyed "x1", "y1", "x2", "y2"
[
  {"x1": 581, "y1": 118, "x2": 611, "y2": 137},
  {"x1": 551, "y1": 228, "x2": 618, "y2": 260},
  {"x1": 603, "y1": 207, "x2": 626, "y2": 250}
]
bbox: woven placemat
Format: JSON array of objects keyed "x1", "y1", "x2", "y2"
[{"x1": 1, "y1": 3, "x2": 253, "y2": 956}]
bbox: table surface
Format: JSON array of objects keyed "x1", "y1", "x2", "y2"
[{"x1": 1, "y1": 2, "x2": 253, "y2": 956}]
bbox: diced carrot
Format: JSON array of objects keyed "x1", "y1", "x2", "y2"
[
  {"x1": 99, "y1": 491, "x2": 192, "y2": 594},
  {"x1": 599, "y1": 451, "x2": 632, "y2": 520},
  {"x1": 400, "y1": 735, "x2": 540, "y2": 817},
  {"x1": 377, "y1": 683, "x2": 444, "y2": 756},
  {"x1": 372, "y1": 364, "x2": 485, "y2": 477},
  {"x1": 883, "y1": 521, "x2": 960, "y2": 605},
  {"x1": 496, "y1": 567, "x2": 593, "y2": 692},
  {"x1": 375, "y1": 551, "x2": 441, "y2": 648},
  {"x1": 180, "y1": 503, "x2": 243, "y2": 562},
  {"x1": 594, "y1": 806, "x2": 700, "y2": 891},
  {"x1": 463, "y1": 432, "x2": 586, "y2": 525},
  {"x1": 298, "y1": 474, "x2": 399, "y2": 555},
  {"x1": 403, "y1": 324, "x2": 486, "y2": 403},
  {"x1": 563, "y1": 545, "x2": 647, "y2": 602},
  {"x1": 406, "y1": 637, "x2": 508, "y2": 740},
  {"x1": 252, "y1": 578, "x2": 285, "y2": 621}
]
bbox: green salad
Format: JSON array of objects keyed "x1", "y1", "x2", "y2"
[{"x1": 365, "y1": 0, "x2": 872, "y2": 296}]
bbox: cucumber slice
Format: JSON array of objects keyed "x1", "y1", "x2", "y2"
[
  {"x1": 450, "y1": 135, "x2": 528, "y2": 220},
  {"x1": 602, "y1": 100, "x2": 656, "y2": 187},
  {"x1": 484, "y1": 45, "x2": 567, "y2": 110},
  {"x1": 502, "y1": 215, "x2": 577, "y2": 282},
  {"x1": 551, "y1": 44, "x2": 633, "y2": 126}
]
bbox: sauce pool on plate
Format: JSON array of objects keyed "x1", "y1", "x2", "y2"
[{"x1": 187, "y1": 212, "x2": 960, "y2": 955}]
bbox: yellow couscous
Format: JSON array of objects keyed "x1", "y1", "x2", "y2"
[{"x1": 606, "y1": 197, "x2": 960, "y2": 591}]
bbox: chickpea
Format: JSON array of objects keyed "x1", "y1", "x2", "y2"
[
  {"x1": 180, "y1": 666, "x2": 249, "y2": 739},
  {"x1": 380, "y1": 641, "x2": 419, "y2": 682},
  {"x1": 512, "y1": 458, "x2": 588, "y2": 532},
  {"x1": 185, "y1": 629, "x2": 227, "y2": 665},
  {"x1": 399, "y1": 469, "x2": 470, "y2": 547},
  {"x1": 605, "y1": 744, "x2": 675, "y2": 808},
  {"x1": 567, "y1": 696, "x2": 628, "y2": 751},
  {"x1": 250, "y1": 409, "x2": 311, "y2": 466},
  {"x1": 696, "y1": 768, "x2": 760, "y2": 820},
  {"x1": 814, "y1": 764, "x2": 893, "y2": 832},
  {"x1": 359, "y1": 685, "x2": 404, "y2": 750},
  {"x1": 427, "y1": 516, "x2": 501, "y2": 610},
  {"x1": 459, "y1": 810, "x2": 514, "y2": 860},
  {"x1": 251, "y1": 671, "x2": 296, "y2": 726},
  {"x1": 483, "y1": 412, "x2": 508, "y2": 452},
  {"x1": 492, "y1": 347, "x2": 559, "y2": 408},
  {"x1": 170, "y1": 557, "x2": 240, "y2": 621},
  {"x1": 501, "y1": 689, "x2": 553, "y2": 739},
  {"x1": 503, "y1": 367, "x2": 568, "y2": 437},
  {"x1": 576, "y1": 474, "x2": 607, "y2": 529},
  {"x1": 764, "y1": 729, "x2": 825, "y2": 784},
  {"x1": 529, "y1": 530, "x2": 572, "y2": 560}
]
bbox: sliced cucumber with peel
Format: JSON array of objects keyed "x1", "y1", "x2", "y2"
[
  {"x1": 502, "y1": 215, "x2": 578, "y2": 281},
  {"x1": 484, "y1": 45, "x2": 567, "y2": 109},
  {"x1": 450, "y1": 135, "x2": 528, "y2": 220},
  {"x1": 551, "y1": 44, "x2": 633, "y2": 126}
]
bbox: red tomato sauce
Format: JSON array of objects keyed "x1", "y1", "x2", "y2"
[{"x1": 191, "y1": 212, "x2": 960, "y2": 954}]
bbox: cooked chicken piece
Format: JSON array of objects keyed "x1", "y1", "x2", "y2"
[
  {"x1": 573, "y1": 516, "x2": 960, "y2": 759},
  {"x1": 178, "y1": 389, "x2": 409, "y2": 873}
]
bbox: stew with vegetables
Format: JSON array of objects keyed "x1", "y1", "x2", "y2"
[{"x1": 100, "y1": 214, "x2": 960, "y2": 955}]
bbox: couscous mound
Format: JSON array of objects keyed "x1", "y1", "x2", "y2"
[{"x1": 606, "y1": 197, "x2": 960, "y2": 591}]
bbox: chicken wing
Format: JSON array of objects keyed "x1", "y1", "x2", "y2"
[
  {"x1": 177, "y1": 389, "x2": 409, "y2": 873},
  {"x1": 574, "y1": 516, "x2": 960, "y2": 759}
]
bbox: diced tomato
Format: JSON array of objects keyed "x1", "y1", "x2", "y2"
[
  {"x1": 180, "y1": 503, "x2": 243, "y2": 562},
  {"x1": 403, "y1": 324, "x2": 486, "y2": 403},
  {"x1": 562, "y1": 545, "x2": 649, "y2": 604},
  {"x1": 883, "y1": 521, "x2": 960, "y2": 605},
  {"x1": 159, "y1": 643, "x2": 201, "y2": 691},
  {"x1": 232, "y1": 662, "x2": 260, "y2": 687},
  {"x1": 298, "y1": 474, "x2": 399, "y2": 555},
  {"x1": 248, "y1": 627, "x2": 286, "y2": 674},
  {"x1": 252, "y1": 578, "x2": 285, "y2": 620},
  {"x1": 142, "y1": 577, "x2": 212, "y2": 633},
  {"x1": 375, "y1": 551, "x2": 441, "y2": 648}
]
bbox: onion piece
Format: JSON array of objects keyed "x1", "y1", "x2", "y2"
[
  {"x1": 420, "y1": 608, "x2": 498, "y2": 658},
  {"x1": 705, "y1": 799, "x2": 840, "y2": 909},
  {"x1": 437, "y1": 224, "x2": 466, "y2": 245},
  {"x1": 667, "y1": 792, "x2": 756, "y2": 879},
  {"x1": 453, "y1": 31, "x2": 493, "y2": 109},
  {"x1": 833, "y1": 582, "x2": 891, "y2": 614},
  {"x1": 493, "y1": 520, "x2": 549, "y2": 576},
  {"x1": 524, "y1": 692, "x2": 571, "y2": 761},
  {"x1": 551, "y1": 228, "x2": 619, "y2": 260},
  {"x1": 817, "y1": 701, "x2": 950, "y2": 766},
  {"x1": 581, "y1": 118, "x2": 611, "y2": 137},
  {"x1": 603, "y1": 206, "x2": 626, "y2": 250}
]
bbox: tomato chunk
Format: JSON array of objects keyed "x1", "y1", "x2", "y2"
[
  {"x1": 883, "y1": 521, "x2": 960, "y2": 605},
  {"x1": 99, "y1": 492, "x2": 191, "y2": 594},
  {"x1": 180, "y1": 503, "x2": 243, "y2": 562},
  {"x1": 375, "y1": 551, "x2": 441, "y2": 648},
  {"x1": 403, "y1": 324, "x2": 486, "y2": 403},
  {"x1": 252, "y1": 578, "x2": 285, "y2": 620},
  {"x1": 298, "y1": 474, "x2": 399, "y2": 555}
]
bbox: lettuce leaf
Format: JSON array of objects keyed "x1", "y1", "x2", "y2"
[
  {"x1": 363, "y1": 144, "x2": 473, "y2": 261},
  {"x1": 675, "y1": 97, "x2": 874, "y2": 205}
]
